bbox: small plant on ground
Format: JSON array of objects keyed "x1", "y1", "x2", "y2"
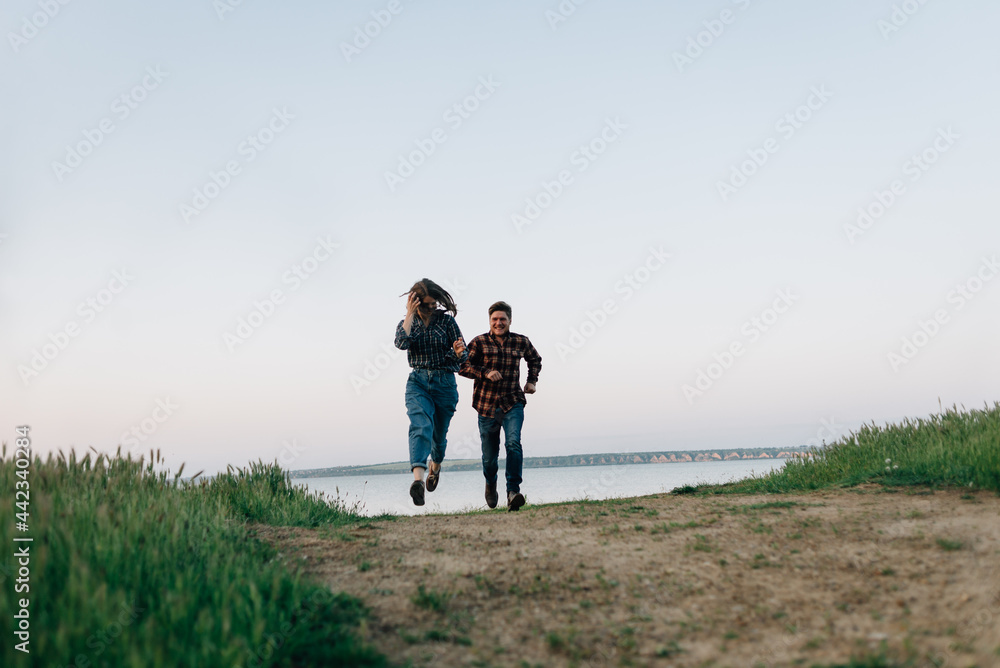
[
  {"x1": 411, "y1": 584, "x2": 451, "y2": 612},
  {"x1": 935, "y1": 538, "x2": 963, "y2": 551}
]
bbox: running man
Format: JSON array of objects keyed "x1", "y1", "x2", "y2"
[{"x1": 459, "y1": 301, "x2": 542, "y2": 511}]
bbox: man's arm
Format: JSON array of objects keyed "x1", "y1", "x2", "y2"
[
  {"x1": 458, "y1": 337, "x2": 485, "y2": 379},
  {"x1": 523, "y1": 336, "x2": 542, "y2": 390}
]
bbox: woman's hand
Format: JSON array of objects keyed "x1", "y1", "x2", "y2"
[
  {"x1": 453, "y1": 338, "x2": 466, "y2": 357},
  {"x1": 402, "y1": 292, "x2": 419, "y2": 336}
]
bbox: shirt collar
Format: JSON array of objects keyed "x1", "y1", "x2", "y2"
[{"x1": 415, "y1": 310, "x2": 441, "y2": 329}]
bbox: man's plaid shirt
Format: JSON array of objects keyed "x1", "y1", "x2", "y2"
[
  {"x1": 459, "y1": 331, "x2": 542, "y2": 417},
  {"x1": 394, "y1": 311, "x2": 468, "y2": 371}
]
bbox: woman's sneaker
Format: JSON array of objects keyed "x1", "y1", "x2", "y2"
[{"x1": 410, "y1": 480, "x2": 425, "y2": 506}]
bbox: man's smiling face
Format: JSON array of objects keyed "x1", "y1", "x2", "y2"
[{"x1": 490, "y1": 310, "x2": 509, "y2": 337}]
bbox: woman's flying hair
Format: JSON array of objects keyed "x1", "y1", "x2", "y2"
[{"x1": 401, "y1": 278, "x2": 458, "y2": 316}]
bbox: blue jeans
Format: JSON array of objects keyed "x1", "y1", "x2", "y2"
[
  {"x1": 479, "y1": 403, "x2": 524, "y2": 494},
  {"x1": 405, "y1": 369, "x2": 459, "y2": 471}
]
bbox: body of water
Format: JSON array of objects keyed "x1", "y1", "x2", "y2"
[{"x1": 295, "y1": 458, "x2": 788, "y2": 517}]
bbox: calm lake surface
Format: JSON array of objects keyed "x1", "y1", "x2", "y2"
[{"x1": 294, "y1": 458, "x2": 788, "y2": 517}]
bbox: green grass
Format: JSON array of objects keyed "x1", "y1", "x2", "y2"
[
  {"x1": 203, "y1": 458, "x2": 395, "y2": 528},
  {"x1": 655, "y1": 640, "x2": 684, "y2": 657},
  {"x1": 0, "y1": 447, "x2": 386, "y2": 667},
  {"x1": 729, "y1": 501, "x2": 803, "y2": 513},
  {"x1": 695, "y1": 403, "x2": 1000, "y2": 494},
  {"x1": 812, "y1": 653, "x2": 910, "y2": 667},
  {"x1": 411, "y1": 584, "x2": 451, "y2": 612},
  {"x1": 935, "y1": 538, "x2": 964, "y2": 551}
]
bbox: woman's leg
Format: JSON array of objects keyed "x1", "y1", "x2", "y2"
[
  {"x1": 405, "y1": 371, "x2": 435, "y2": 481},
  {"x1": 428, "y1": 373, "x2": 459, "y2": 467}
]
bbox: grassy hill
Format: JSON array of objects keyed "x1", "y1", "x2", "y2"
[
  {"x1": 0, "y1": 449, "x2": 386, "y2": 667},
  {"x1": 688, "y1": 402, "x2": 1000, "y2": 494}
]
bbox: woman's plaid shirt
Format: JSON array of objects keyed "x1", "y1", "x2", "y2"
[
  {"x1": 459, "y1": 332, "x2": 542, "y2": 417},
  {"x1": 394, "y1": 311, "x2": 468, "y2": 371}
]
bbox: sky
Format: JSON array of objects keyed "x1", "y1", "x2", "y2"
[{"x1": 2, "y1": 0, "x2": 998, "y2": 476}]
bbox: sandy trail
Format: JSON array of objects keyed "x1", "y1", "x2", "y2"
[{"x1": 255, "y1": 486, "x2": 999, "y2": 667}]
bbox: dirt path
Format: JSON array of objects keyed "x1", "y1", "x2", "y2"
[{"x1": 255, "y1": 487, "x2": 1000, "y2": 667}]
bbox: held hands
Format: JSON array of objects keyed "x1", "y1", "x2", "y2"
[
  {"x1": 524, "y1": 382, "x2": 536, "y2": 394},
  {"x1": 453, "y1": 338, "x2": 466, "y2": 357}
]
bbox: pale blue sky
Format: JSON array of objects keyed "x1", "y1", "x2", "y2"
[{"x1": 3, "y1": 0, "x2": 998, "y2": 474}]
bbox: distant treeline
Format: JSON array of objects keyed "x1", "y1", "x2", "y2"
[{"x1": 289, "y1": 446, "x2": 812, "y2": 479}]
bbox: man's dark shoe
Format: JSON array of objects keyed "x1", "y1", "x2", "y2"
[
  {"x1": 426, "y1": 465, "x2": 440, "y2": 492},
  {"x1": 410, "y1": 480, "x2": 425, "y2": 506},
  {"x1": 485, "y1": 482, "x2": 498, "y2": 509},
  {"x1": 507, "y1": 491, "x2": 525, "y2": 512}
]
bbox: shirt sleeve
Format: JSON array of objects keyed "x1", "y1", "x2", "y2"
[
  {"x1": 523, "y1": 336, "x2": 542, "y2": 385},
  {"x1": 394, "y1": 319, "x2": 415, "y2": 349},
  {"x1": 459, "y1": 336, "x2": 484, "y2": 379}
]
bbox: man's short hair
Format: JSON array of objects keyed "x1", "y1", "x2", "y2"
[{"x1": 488, "y1": 301, "x2": 511, "y2": 319}]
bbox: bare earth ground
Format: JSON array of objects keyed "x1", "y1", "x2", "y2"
[{"x1": 254, "y1": 486, "x2": 1000, "y2": 667}]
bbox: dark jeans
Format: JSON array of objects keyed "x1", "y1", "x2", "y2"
[
  {"x1": 405, "y1": 369, "x2": 459, "y2": 470},
  {"x1": 478, "y1": 403, "x2": 524, "y2": 493}
]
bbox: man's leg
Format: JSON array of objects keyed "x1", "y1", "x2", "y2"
[
  {"x1": 502, "y1": 404, "x2": 525, "y2": 492},
  {"x1": 479, "y1": 411, "x2": 501, "y2": 508},
  {"x1": 502, "y1": 403, "x2": 525, "y2": 511}
]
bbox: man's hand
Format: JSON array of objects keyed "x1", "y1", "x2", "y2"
[
  {"x1": 486, "y1": 370, "x2": 502, "y2": 381},
  {"x1": 453, "y1": 338, "x2": 466, "y2": 357},
  {"x1": 523, "y1": 382, "x2": 536, "y2": 394}
]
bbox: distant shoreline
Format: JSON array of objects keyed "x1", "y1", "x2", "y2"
[{"x1": 289, "y1": 446, "x2": 811, "y2": 479}]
